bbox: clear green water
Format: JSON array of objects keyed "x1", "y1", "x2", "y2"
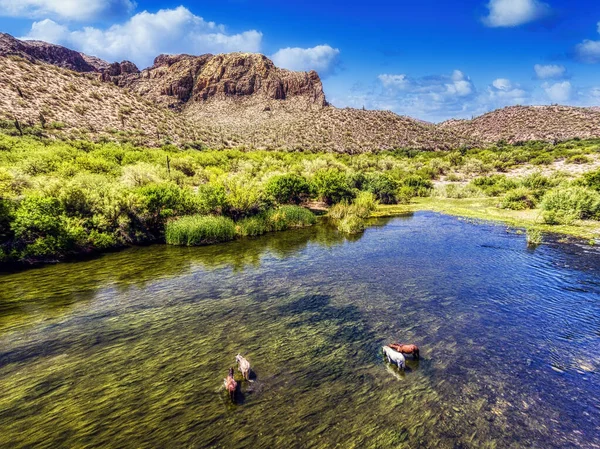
[{"x1": 1, "y1": 212, "x2": 599, "y2": 448}]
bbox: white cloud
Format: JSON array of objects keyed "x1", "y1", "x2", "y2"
[
  {"x1": 22, "y1": 6, "x2": 263, "y2": 68},
  {"x1": 492, "y1": 78, "x2": 512, "y2": 91},
  {"x1": 378, "y1": 74, "x2": 410, "y2": 89},
  {"x1": 534, "y1": 64, "x2": 566, "y2": 79},
  {"x1": 0, "y1": 0, "x2": 134, "y2": 21},
  {"x1": 575, "y1": 23, "x2": 600, "y2": 63},
  {"x1": 483, "y1": 0, "x2": 551, "y2": 27},
  {"x1": 577, "y1": 40, "x2": 600, "y2": 63},
  {"x1": 271, "y1": 45, "x2": 340, "y2": 75},
  {"x1": 487, "y1": 78, "x2": 528, "y2": 107},
  {"x1": 369, "y1": 69, "x2": 478, "y2": 121},
  {"x1": 543, "y1": 81, "x2": 571, "y2": 103}
]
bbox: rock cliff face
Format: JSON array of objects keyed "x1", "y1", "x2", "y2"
[
  {"x1": 111, "y1": 52, "x2": 328, "y2": 110},
  {"x1": 0, "y1": 32, "x2": 105, "y2": 72}
]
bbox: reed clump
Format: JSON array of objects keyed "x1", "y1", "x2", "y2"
[
  {"x1": 165, "y1": 215, "x2": 235, "y2": 246},
  {"x1": 329, "y1": 192, "x2": 378, "y2": 234}
]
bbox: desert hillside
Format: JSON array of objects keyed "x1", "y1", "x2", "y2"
[
  {"x1": 2, "y1": 32, "x2": 600, "y2": 151},
  {"x1": 440, "y1": 105, "x2": 600, "y2": 144}
]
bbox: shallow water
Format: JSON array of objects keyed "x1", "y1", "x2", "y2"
[{"x1": 1, "y1": 212, "x2": 599, "y2": 448}]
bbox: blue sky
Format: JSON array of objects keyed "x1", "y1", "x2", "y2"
[{"x1": 1, "y1": 0, "x2": 600, "y2": 122}]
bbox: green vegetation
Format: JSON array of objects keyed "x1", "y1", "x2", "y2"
[
  {"x1": 329, "y1": 192, "x2": 378, "y2": 234},
  {"x1": 0, "y1": 131, "x2": 599, "y2": 264},
  {"x1": 526, "y1": 227, "x2": 543, "y2": 247},
  {"x1": 165, "y1": 215, "x2": 236, "y2": 246}
]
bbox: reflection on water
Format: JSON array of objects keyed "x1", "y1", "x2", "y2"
[{"x1": 0, "y1": 212, "x2": 599, "y2": 448}]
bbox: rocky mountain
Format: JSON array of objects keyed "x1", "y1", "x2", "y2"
[
  {"x1": 0, "y1": 32, "x2": 110, "y2": 72},
  {"x1": 440, "y1": 105, "x2": 600, "y2": 144},
  {"x1": 2, "y1": 32, "x2": 599, "y2": 152},
  {"x1": 106, "y1": 53, "x2": 328, "y2": 110}
]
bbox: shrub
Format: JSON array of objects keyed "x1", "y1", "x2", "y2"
[
  {"x1": 470, "y1": 175, "x2": 517, "y2": 197},
  {"x1": 582, "y1": 169, "x2": 600, "y2": 192},
  {"x1": 312, "y1": 169, "x2": 354, "y2": 204},
  {"x1": 399, "y1": 175, "x2": 433, "y2": 197},
  {"x1": 11, "y1": 196, "x2": 65, "y2": 243},
  {"x1": 500, "y1": 188, "x2": 536, "y2": 210},
  {"x1": 196, "y1": 183, "x2": 227, "y2": 214},
  {"x1": 541, "y1": 186, "x2": 600, "y2": 220},
  {"x1": 363, "y1": 174, "x2": 398, "y2": 204},
  {"x1": 432, "y1": 184, "x2": 484, "y2": 199},
  {"x1": 567, "y1": 155, "x2": 590, "y2": 164},
  {"x1": 265, "y1": 174, "x2": 311, "y2": 204},
  {"x1": 396, "y1": 186, "x2": 415, "y2": 204},
  {"x1": 135, "y1": 183, "x2": 199, "y2": 235},
  {"x1": 0, "y1": 198, "x2": 13, "y2": 243},
  {"x1": 222, "y1": 175, "x2": 268, "y2": 220},
  {"x1": 165, "y1": 215, "x2": 235, "y2": 246},
  {"x1": 542, "y1": 210, "x2": 578, "y2": 226}
]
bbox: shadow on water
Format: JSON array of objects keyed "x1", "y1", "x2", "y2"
[{"x1": 0, "y1": 222, "x2": 374, "y2": 333}]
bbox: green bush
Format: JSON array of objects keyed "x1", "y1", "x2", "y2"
[
  {"x1": 196, "y1": 183, "x2": 227, "y2": 214},
  {"x1": 542, "y1": 210, "x2": 578, "y2": 226},
  {"x1": 500, "y1": 187, "x2": 536, "y2": 210},
  {"x1": 433, "y1": 184, "x2": 484, "y2": 199},
  {"x1": 222, "y1": 175, "x2": 268, "y2": 219},
  {"x1": 135, "y1": 183, "x2": 199, "y2": 235},
  {"x1": 265, "y1": 174, "x2": 311, "y2": 204},
  {"x1": 541, "y1": 186, "x2": 600, "y2": 220},
  {"x1": 312, "y1": 169, "x2": 354, "y2": 204},
  {"x1": 0, "y1": 198, "x2": 13, "y2": 243},
  {"x1": 567, "y1": 154, "x2": 590, "y2": 164},
  {"x1": 363, "y1": 174, "x2": 398, "y2": 204},
  {"x1": 399, "y1": 175, "x2": 433, "y2": 197},
  {"x1": 11, "y1": 196, "x2": 66, "y2": 243},
  {"x1": 470, "y1": 175, "x2": 517, "y2": 197},
  {"x1": 582, "y1": 169, "x2": 600, "y2": 192},
  {"x1": 165, "y1": 215, "x2": 235, "y2": 246}
]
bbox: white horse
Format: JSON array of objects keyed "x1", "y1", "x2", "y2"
[
  {"x1": 236, "y1": 354, "x2": 252, "y2": 381},
  {"x1": 382, "y1": 345, "x2": 405, "y2": 370}
]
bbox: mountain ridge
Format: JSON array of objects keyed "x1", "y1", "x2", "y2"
[{"x1": 1, "y1": 32, "x2": 600, "y2": 151}]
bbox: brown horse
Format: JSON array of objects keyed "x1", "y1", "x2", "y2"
[
  {"x1": 224, "y1": 367, "x2": 237, "y2": 402},
  {"x1": 389, "y1": 343, "x2": 420, "y2": 360}
]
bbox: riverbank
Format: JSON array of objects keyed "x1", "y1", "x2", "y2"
[{"x1": 374, "y1": 197, "x2": 600, "y2": 242}]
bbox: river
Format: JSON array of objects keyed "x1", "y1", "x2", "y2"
[{"x1": 1, "y1": 212, "x2": 599, "y2": 448}]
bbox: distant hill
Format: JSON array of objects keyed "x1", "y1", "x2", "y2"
[
  {"x1": 439, "y1": 105, "x2": 600, "y2": 145},
  {"x1": 1, "y1": 32, "x2": 600, "y2": 151}
]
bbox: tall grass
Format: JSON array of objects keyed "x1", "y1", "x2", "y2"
[
  {"x1": 329, "y1": 192, "x2": 377, "y2": 234},
  {"x1": 236, "y1": 206, "x2": 316, "y2": 236},
  {"x1": 165, "y1": 215, "x2": 235, "y2": 246}
]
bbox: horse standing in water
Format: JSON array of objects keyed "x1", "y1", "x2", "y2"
[
  {"x1": 224, "y1": 367, "x2": 237, "y2": 402},
  {"x1": 389, "y1": 343, "x2": 420, "y2": 360},
  {"x1": 382, "y1": 346, "x2": 406, "y2": 370},
  {"x1": 236, "y1": 354, "x2": 252, "y2": 381}
]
